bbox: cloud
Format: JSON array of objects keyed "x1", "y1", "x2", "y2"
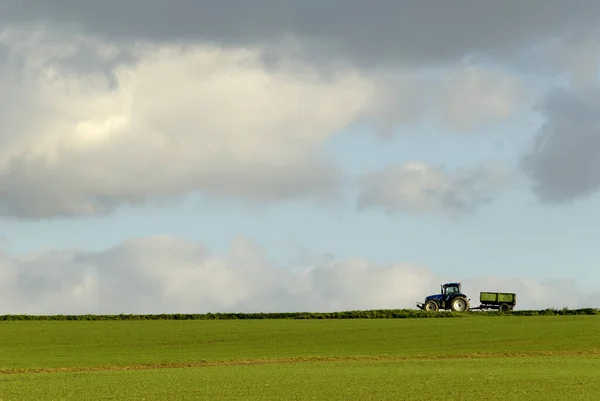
[
  {"x1": 0, "y1": 27, "x2": 527, "y2": 219},
  {"x1": 522, "y1": 88, "x2": 600, "y2": 203},
  {"x1": 357, "y1": 162, "x2": 511, "y2": 215},
  {"x1": 0, "y1": 235, "x2": 595, "y2": 315},
  {"x1": 438, "y1": 65, "x2": 525, "y2": 132},
  {"x1": 0, "y1": 28, "x2": 376, "y2": 218},
  {"x1": 532, "y1": 29, "x2": 600, "y2": 89},
  {"x1": 3, "y1": 1, "x2": 600, "y2": 71},
  {"x1": 357, "y1": 64, "x2": 526, "y2": 136}
]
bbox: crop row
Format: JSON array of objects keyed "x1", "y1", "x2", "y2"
[{"x1": 0, "y1": 308, "x2": 598, "y2": 321}]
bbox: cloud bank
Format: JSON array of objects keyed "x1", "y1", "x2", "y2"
[
  {"x1": 0, "y1": 27, "x2": 526, "y2": 219},
  {"x1": 0, "y1": 236, "x2": 595, "y2": 315},
  {"x1": 0, "y1": 2, "x2": 599, "y2": 216},
  {"x1": 3, "y1": 0, "x2": 599, "y2": 69},
  {"x1": 0, "y1": 30, "x2": 372, "y2": 217}
]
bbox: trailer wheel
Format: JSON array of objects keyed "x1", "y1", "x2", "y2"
[
  {"x1": 424, "y1": 301, "x2": 438, "y2": 312},
  {"x1": 499, "y1": 304, "x2": 510, "y2": 312},
  {"x1": 451, "y1": 297, "x2": 469, "y2": 312}
]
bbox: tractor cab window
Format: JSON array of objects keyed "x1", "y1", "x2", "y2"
[{"x1": 445, "y1": 286, "x2": 458, "y2": 295}]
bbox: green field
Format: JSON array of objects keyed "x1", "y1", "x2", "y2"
[{"x1": 1, "y1": 315, "x2": 599, "y2": 400}]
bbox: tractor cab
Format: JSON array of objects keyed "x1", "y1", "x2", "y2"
[
  {"x1": 416, "y1": 282, "x2": 470, "y2": 312},
  {"x1": 442, "y1": 282, "x2": 462, "y2": 297}
]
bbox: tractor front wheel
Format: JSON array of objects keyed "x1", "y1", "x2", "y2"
[
  {"x1": 451, "y1": 297, "x2": 469, "y2": 312},
  {"x1": 424, "y1": 301, "x2": 438, "y2": 312}
]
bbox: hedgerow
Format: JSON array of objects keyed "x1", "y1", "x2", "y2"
[{"x1": 0, "y1": 308, "x2": 598, "y2": 321}]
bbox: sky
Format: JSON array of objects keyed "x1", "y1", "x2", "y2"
[{"x1": 1, "y1": 1, "x2": 600, "y2": 314}]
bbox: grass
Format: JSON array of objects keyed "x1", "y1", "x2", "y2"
[
  {"x1": 1, "y1": 315, "x2": 599, "y2": 399},
  {"x1": 3, "y1": 357, "x2": 600, "y2": 400},
  {"x1": 1, "y1": 307, "x2": 599, "y2": 320}
]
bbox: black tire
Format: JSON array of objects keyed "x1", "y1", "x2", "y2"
[
  {"x1": 451, "y1": 297, "x2": 469, "y2": 312},
  {"x1": 499, "y1": 303, "x2": 510, "y2": 312},
  {"x1": 424, "y1": 301, "x2": 438, "y2": 312}
]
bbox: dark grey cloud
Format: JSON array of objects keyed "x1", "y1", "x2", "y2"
[
  {"x1": 2, "y1": 0, "x2": 599, "y2": 68},
  {"x1": 522, "y1": 88, "x2": 600, "y2": 203}
]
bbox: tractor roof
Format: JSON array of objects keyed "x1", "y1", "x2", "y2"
[{"x1": 444, "y1": 282, "x2": 461, "y2": 287}]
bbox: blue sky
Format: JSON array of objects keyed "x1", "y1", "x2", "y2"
[{"x1": 1, "y1": 1, "x2": 600, "y2": 314}]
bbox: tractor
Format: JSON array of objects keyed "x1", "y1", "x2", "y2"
[{"x1": 416, "y1": 282, "x2": 469, "y2": 312}]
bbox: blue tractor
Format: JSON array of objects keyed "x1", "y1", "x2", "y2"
[{"x1": 416, "y1": 282, "x2": 470, "y2": 312}]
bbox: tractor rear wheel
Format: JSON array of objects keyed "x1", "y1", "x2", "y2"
[
  {"x1": 451, "y1": 297, "x2": 469, "y2": 312},
  {"x1": 424, "y1": 301, "x2": 438, "y2": 312}
]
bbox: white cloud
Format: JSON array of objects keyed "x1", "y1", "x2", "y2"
[
  {"x1": 0, "y1": 235, "x2": 595, "y2": 315},
  {"x1": 360, "y1": 70, "x2": 431, "y2": 138},
  {"x1": 0, "y1": 27, "x2": 527, "y2": 218},
  {"x1": 438, "y1": 64, "x2": 525, "y2": 131},
  {"x1": 0, "y1": 28, "x2": 375, "y2": 218},
  {"x1": 357, "y1": 162, "x2": 512, "y2": 215}
]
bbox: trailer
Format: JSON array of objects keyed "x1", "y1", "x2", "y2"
[{"x1": 469, "y1": 292, "x2": 516, "y2": 312}]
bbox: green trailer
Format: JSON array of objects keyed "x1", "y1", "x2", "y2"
[{"x1": 471, "y1": 292, "x2": 517, "y2": 312}]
